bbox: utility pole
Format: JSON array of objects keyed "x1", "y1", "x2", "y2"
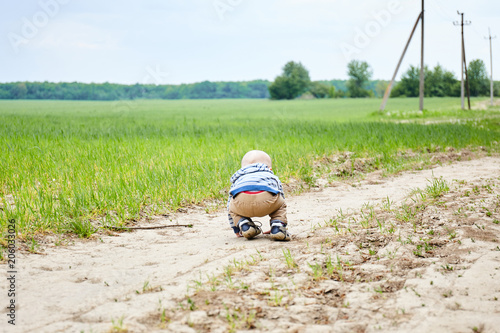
[
  {"x1": 379, "y1": 13, "x2": 422, "y2": 111},
  {"x1": 380, "y1": 5, "x2": 424, "y2": 112},
  {"x1": 419, "y1": 0, "x2": 425, "y2": 111},
  {"x1": 454, "y1": 11, "x2": 471, "y2": 110},
  {"x1": 485, "y1": 28, "x2": 496, "y2": 106},
  {"x1": 463, "y1": 37, "x2": 471, "y2": 110}
]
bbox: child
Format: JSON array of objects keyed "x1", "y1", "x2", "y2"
[{"x1": 227, "y1": 150, "x2": 290, "y2": 241}]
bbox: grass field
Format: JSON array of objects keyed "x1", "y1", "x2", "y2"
[{"x1": 1, "y1": 97, "x2": 499, "y2": 241}]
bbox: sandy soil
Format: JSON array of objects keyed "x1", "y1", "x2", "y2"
[{"x1": 2, "y1": 156, "x2": 500, "y2": 333}]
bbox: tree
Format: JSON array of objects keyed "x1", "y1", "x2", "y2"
[
  {"x1": 425, "y1": 64, "x2": 459, "y2": 97},
  {"x1": 468, "y1": 59, "x2": 489, "y2": 97},
  {"x1": 309, "y1": 81, "x2": 332, "y2": 98},
  {"x1": 392, "y1": 64, "x2": 460, "y2": 98},
  {"x1": 189, "y1": 81, "x2": 217, "y2": 99},
  {"x1": 391, "y1": 65, "x2": 424, "y2": 97},
  {"x1": 269, "y1": 61, "x2": 311, "y2": 100},
  {"x1": 375, "y1": 80, "x2": 389, "y2": 98},
  {"x1": 346, "y1": 60, "x2": 373, "y2": 98}
]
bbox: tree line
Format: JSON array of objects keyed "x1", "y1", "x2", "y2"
[
  {"x1": 269, "y1": 59, "x2": 499, "y2": 100},
  {"x1": 0, "y1": 80, "x2": 271, "y2": 100},
  {"x1": 1, "y1": 59, "x2": 497, "y2": 101}
]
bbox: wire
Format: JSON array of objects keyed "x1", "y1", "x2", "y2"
[
  {"x1": 430, "y1": 0, "x2": 490, "y2": 39},
  {"x1": 428, "y1": 0, "x2": 456, "y2": 22}
]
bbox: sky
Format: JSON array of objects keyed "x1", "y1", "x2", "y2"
[{"x1": 1, "y1": 0, "x2": 499, "y2": 85}]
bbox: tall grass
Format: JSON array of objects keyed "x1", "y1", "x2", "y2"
[{"x1": 1, "y1": 98, "x2": 498, "y2": 237}]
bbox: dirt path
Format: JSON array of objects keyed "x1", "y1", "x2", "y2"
[{"x1": 2, "y1": 157, "x2": 500, "y2": 333}]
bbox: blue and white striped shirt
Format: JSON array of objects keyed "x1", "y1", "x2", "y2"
[{"x1": 227, "y1": 163, "x2": 284, "y2": 229}]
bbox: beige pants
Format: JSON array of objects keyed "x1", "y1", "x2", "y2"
[{"x1": 229, "y1": 191, "x2": 287, "y2": 226}]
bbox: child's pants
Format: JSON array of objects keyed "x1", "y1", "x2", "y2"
[{"x1": 228, "y1": 191, "x2": 287, "y2": 225}]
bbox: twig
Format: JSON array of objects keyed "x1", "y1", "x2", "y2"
[{"x1": 105, "y1": 224, "x2": 193, "y2": 231}]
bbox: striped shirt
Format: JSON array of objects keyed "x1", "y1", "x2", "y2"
[{"x1": 227, "y1": 163, "x2": 284, "y2": 229}]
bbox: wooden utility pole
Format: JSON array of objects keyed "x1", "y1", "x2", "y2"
[
  {"x1": 485, "y1": 28, "x2": 496, "y2": 106},
  {"x1": 463, "y1": 37, "x2": 471, "y2": 110},
  {"x1": 379, "y1": 13, "x2": 422, "y2": 111},
  {"x1": 419, "y1": 0, "x2": 425, "y2": 111},
  {"x1": 454, "y1": 11, "x2": 471, "y2": 110}
]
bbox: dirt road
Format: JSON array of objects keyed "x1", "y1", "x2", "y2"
[{"x1": 3, "y1": 157, "x2": 500, "y2": 333}]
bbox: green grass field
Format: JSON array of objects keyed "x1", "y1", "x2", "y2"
[{"x1": 1, "y1": 98, "x2": 499, "y2": 240}]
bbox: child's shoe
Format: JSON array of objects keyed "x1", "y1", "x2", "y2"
[
  {"x1": 238, "y1": 218, "x2": 261, "y2": 239},
  {"x1": 270, "y1": 221, "x2": 290, "y2": 241}
]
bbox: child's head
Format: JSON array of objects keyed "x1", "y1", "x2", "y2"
[{"x1": 241, "y1": 150, "x2": 272, "y2": 169}]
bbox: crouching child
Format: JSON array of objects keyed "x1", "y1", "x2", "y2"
[{"x1": 227, "y1": 150, "x2": 290, "y2": 241}]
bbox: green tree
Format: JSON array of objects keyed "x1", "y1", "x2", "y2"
[
  {"x1": 309, "y1": 81, "x2": 332, "y2": 98},
  {"x1": 391, "y1": 65, "x2": 424, "y2": 97},
  {"x1": 375, "y1": 80, "x2": 389, "y2": 98},
  {"x1": 425, "y1": 64, "x2": 459, "y2": 97},
  {"x1": 12, "y1": 82, "x2": 28, "y2": 99},
  {"x1": 346, "y1": 60, "x2": 373, "y2": 98},
  {"x1": 328, "y1": 85, "x2": 336, "y2": 98},
  {"x1": 468, "y1": 59, "x2": 489, "y2": 97},
  {"x1": 269, "y1": 61, "x2": 311, "y2": 100},
  {"x1": 392, "y1": 65, "x2": 460, "y2": 97}
]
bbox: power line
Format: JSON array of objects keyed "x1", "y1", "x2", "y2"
[{"x1": 428, "y1": 0, "x2": 455, "y2": 22}]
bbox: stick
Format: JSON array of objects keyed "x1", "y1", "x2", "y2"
[{"x1": 105, "y1": 224, "x2": 193, "y2": 230}]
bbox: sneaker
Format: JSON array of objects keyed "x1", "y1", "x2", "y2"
[
  {"x1": 238, "y1": 218, "x2": 261, "y2": 239},
  {"x1": 270, "y1": 221, "x2": 291, "y2": 241}
]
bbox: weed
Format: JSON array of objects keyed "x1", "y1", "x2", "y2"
[
  {"x1": 441, "y1": 264, "x2": 454, "y2": 272},
  {"x1": 27, "y1": 237, "x2": 39, "y2": 253},
  {"x1": 308, "y1": 262, "x2": 324, "y2": 281},
  {"x1": 382, "y1": 196, "x2": 393, "y2": 212},
  {"x1": 269, "y1": 290, "x2": 283, "y2": 307},
  {"x1": 110, "y1": 316, "x2": 127, "y2": 333},
  {"x1": 472, "y1": 324, "x2": 485, "y2": 333},
  {"x1": 142, "y1": 281, "x2": 151, "y2": 293},
  {"x1": 224, "y1": 306, "x2": 256, "y2": 332},
  {"x1": 69, "y1": 220, "x2": 97, "y2": 238},
  {"x1": 396, "y1": 203, "x2": 417, "y2": 223},
  {"x1": 360, "y1": 202, "x2": 375, "y2": 228},
  {"x1": 282, "y1": 249, "x2": 297, "y2": 269},
  {"x1": 224, "y1": 265, "x2": 235, "y2": 289},
  {"x1": 190, "y1": 274, "x2": 203, "y2": 292},
  {"x1": 444, "y1": 227, "x2": 457, "y2": 240},
  {"x1": 425, "y1": 177, "x2": 450, "y2": 199},
  {"x1": 207, "y1": 274, "x2": 221, "y2": 291}
]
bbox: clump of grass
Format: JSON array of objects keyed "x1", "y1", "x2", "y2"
[
  {"x1": 224, "y1": 306, "x2": 256, "y2": 332},
  {"x1": 110, "y1": 316, "x2": 127, "y2": 333},
  {"x1": 282, "y1": 249, "x2": 297, "y2": 269},
  {"x1": 68, "y1": 220, "x2": 97, "y2": 238},
  {"x1": 308, "y1": 262, "x2": 324, "y2": 281},
  {"x1": 425, "y1": 177, "x2": 450, "y2": 199}
]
